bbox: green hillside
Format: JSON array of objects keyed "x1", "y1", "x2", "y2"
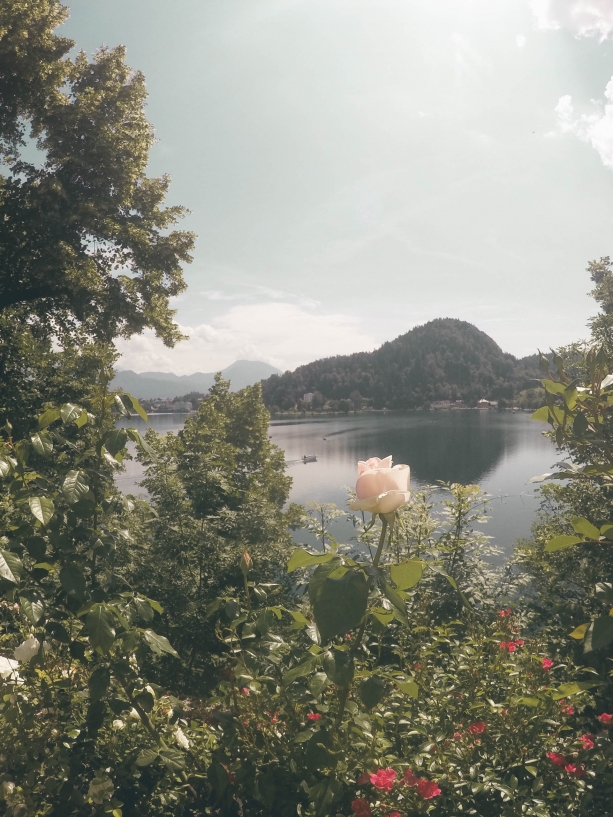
[{"x1": 261, "y1": 318, "x2": 541, "y2": 410}]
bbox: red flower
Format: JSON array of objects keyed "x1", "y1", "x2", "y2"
[
  {"x1": 546, "y1": 751, "x2": 567, "y2": 768},
  {"x1": 356, "y1": 772, "x2": 370, "y2": 785},
  {"x1": 580, "y1": 734, "x2": 595, "y2": 750},
  {"x1": 499, "y1": 641, "x2": 508, "y2": 650},
  {"x1": 416, "y1": 779, "x2": 442, "y2": 799},
  {"x1": 507, "y1": 642, "x2": 517, "y2": 653},
  {"x1": 514, "y1": 639, "x2": 525, "y2": 647},
  {"x1": 370, "y1": 769, "x2": 397, "y2": 791},
  {"x1": 241, "y1": 687, "x2": 250, "y2": 695},
  {"x1": 597, "y1": 713, "x2": 613, "y2": 725},
  {"x1": 469, "y1": 721, "x2": 485, "y2": 734},
  {"x1": 351, "y1": 798, "x2": 372, "y2": 817},
  {"x1": 403, "y1": 769, "x2": 420, "y2": 786},
  {"x1": 307, "y1": 713, "x2": 321, "y2": 721},
  {"x1": 564, "y1": 763, "x2": 586, "y2": 777},
  {"x1": 559, "y1": 703, "x2": 574, "y2": 716},
  {"x1": 499, "y1": 608, "x2": 512, "y2": 617},
  {"x1": 453, "y1": 732, "x2": 463, "y2": 740},
  {"x1": 501, "y1": 709, "x2": 508, "y2": 715},
  {"x1": 541, "y1": 657, "x2": 554, "y2": 670}
]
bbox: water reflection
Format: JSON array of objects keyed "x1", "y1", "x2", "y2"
[{"x1": 116, "y1": 411, "x2": 557, "y2": 557}]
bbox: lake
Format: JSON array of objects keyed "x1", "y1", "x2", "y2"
[{"x1": 116, "y1": 410, "x2": 557, "y2": 559}]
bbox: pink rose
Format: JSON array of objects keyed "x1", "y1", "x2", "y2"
[
  {"x1": 541, "y1": 657, "x2": 554, "y2": 670},
  {"x1": 416, "y1": 779, "x2": 441, "y2": 799},
  {"x1": 580, "y1": 734, "x2": 595, "y2": 750},
  {"x1": 597, "y1": 713, "x2": 613, "y2": 725},
  {"x1": 369, "y1": 769, "x2": 397, "y2": 791},
  {"x1": 349, "y1": 456, "x2": 411, "y2": 514},
  {"x1": 351, "y1": 799, "x2": 372, "y2": 817}
]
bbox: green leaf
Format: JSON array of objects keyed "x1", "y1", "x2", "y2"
[
  {"x1": 134, "y1": 690, "x2": 155, "y2": 712},
  {"x1": 396, "y1": 679, "x2": 419, "y2": 698},
  {"x1": 86, "y1": 604, "x2": 116, "y2": 653},
  {"x1": 60, "y1": 563, "x2": 86, "y2": 601},
  {"x1": 0, "y1": 550, "x2": 18, "y2": 584},
  {"x1": 359, "y1": 675, "x2": 385, "y2": 709},
  {"x1": 570, "y1": 516, "x2": 600, "y2": 540},
  {"x1": 102, "y1": 429, "x2": 129, "y2": 458},
  {"x1": 38, "y1": 408, "x2": 61, "y2": 430},
  {"x1": 282, "y1": 655, "x2": 317, "y2": 687},
  {"x1": 61, "y1": 470, "x2": 90, "y2": 505},
  {"x1": 114, "y1": 394, "x2": 131, "y2": 417},
  {"x1": 541, "y1": 380, "x2": 566, "y2": 396},
  {"x1": 380, "y1": 581, "x2": 409, "y2": 626},
  {"x1": 308, "y1": 557, "x2": 344, "y2": 605},
  {"x1": 60, "y1": 403, "x2": 83, "y2": 424},
  {"x1": 545, "y1": 535, "x2": 584, "y2": 552},
  {"x1": 531, "y1": 406, "x2": 550, "y2": 422},
  {"x1": 122, "y1": 393, "x2": 148, "y2": 422},
  {"x1": 89, "y1": 666, "x2": 111, "y2": 701},
  {"x1": 30, "y1": 432, "x2": 53, "y2": 457},
  {"x1": 159, "y1": 748, "x2": 186, "y2": 771},
  {"x1": 569, "y1": 623, "x2": 589, "y2": 640},
  {"x1": 19, "y1": 591, "x2": 44, "y2": 623},
  {"x1": 136, "y1": 748, "x2": 159, "y2": 767},
  {"x1": 313, "y1": 568, "x2": 368, "y2": 644},
  {"x1": 28, "y1": 496, "x2": 54, "y2": 526},
  {"x1": 390, "y1": 559, "x2": 423, "y2": 590},
  {"x1": 323, "y1": 649, "x2": 354, "y2": 686},
  {"x1": 0, "y1": 458, "x2": 12, "y2": 478},
  {"x1": 74, "y1": 410, "x2": 88, "y2": 428},
  {"x1": 143, "y1": 629, "x2": 179, "y2": 658},
  {"x1": 288, "y1": 548, "x2": 336, "y2": 572},
  {"x1": 585, "y1": 616, "x2": 613, "y2": 653},
  {"x1": 550, "y1": 681, "x2": 598, "y2": 701}
]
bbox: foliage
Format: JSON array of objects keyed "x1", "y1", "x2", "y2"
[
  {"x1": 0, "y1": 0, "x2": 195, "y2": 345},
  {"x1": 0, "y1": 387, "x2": 212, "y2": 815},
  {"x1": 261, "y1": 319, "x2": 541, "y2": 411},
  {"x1": 121, "y1": 376, "x2": 299, "y2": 693},
  {"x1": 202, "y1": 505, "x2": 610, "y2": 817}
]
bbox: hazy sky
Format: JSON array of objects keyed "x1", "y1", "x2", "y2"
[{"x1": 61, "y1": 0, "x2": 613, "y2": 373}]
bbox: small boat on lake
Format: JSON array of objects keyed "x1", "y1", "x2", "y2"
[{"x1": 302, "y1": 455, "x2": 317, "y2": 464}]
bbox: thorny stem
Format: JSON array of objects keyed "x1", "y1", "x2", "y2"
[{"x1": 335, "y1": 516, "x2": 392, "y2": 729}]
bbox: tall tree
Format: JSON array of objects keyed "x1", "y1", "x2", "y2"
[{"x1": 0, "y1": 0, "x2": 195, "y2": 345}]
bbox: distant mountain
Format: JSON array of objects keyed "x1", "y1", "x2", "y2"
[
  {"x1": 261, "y1": 319, "x2": 541, "y2": 410},
  {"x1": 112, "y1": 360, "x2": 281, "y2": 399}
]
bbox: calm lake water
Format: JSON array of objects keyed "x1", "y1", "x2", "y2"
[{"x1": 116, "y1": 410, "x2": 557, "y2": 559}]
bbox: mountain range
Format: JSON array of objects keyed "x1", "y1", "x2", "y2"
[
  {"x1": 112, "y1": 360, "x2": 281, "y2": 399},
  {"x1": 260, "y1": 318, "x2": 542, "y2": 410}
]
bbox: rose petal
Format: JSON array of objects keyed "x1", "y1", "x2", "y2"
[{"x1": 349, "y1": 490, "x2": 411, "y2": 514}]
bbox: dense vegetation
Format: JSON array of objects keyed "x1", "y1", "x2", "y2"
[
  {"x1": 3, "y1": 5, "x2": 613, "y2": 817},
  {"x1": 261, "y1": 318, "x2": 541, "y2": 411}
]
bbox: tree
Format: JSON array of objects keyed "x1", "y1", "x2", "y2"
[
  {"x1": 0, "y1": 1, "x2": 195, "y2": 345},
  {"x1": 124, "y1": 376, "x2": 298, "y2": 691}
]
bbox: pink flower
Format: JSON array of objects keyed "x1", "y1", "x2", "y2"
[
  {"x1": 351, "y1": 798, "x2": 372, "y2": 817},
  {"x1": 546, "y1": 751, "x2": 567, "y2": 768},
  {"x1": 559, "y1": 703, "x2": 574, "y2": 716},
  {"x1": 469, "y1": 721, "x2": 485, "y2": 734},
  {"x1": 307, "y1": 713, "x2": 321, "y2": 721},
  {"x1": 514, "y1": 639, "x2": 525, "y2": 647},
  {"x1": 597, "y1": 713, "x2": 613, "y2": 725},
  {"x1": 416, "y1": 779, "x2": 442, "y2": 799},
  {"x1": 453, "y1": 732, "x2": 463, "y2": 740},
  {"x1": 580, "y1": 734, "x2": 595, "y2": 750},
  {"x1": 507, "y1": 642, "x2": 517, "y2": 653},
  {"x1": 370, "y1": 769, "x2": 397, "y2": 792},
  {"x1": 499, "y1": 608, "x2": 512, "y2": 617},
  {"x1": 356, "y1": 772, "x2": 370, "y2": 786},
  {"x1": 499, "y1": 641, "x2": 508, "y2": 650},
  {"x1": 403, "y1": 769, "x2": 420, "y2": 786},
  {"x1": 349, "y1": 456, "x2": 411, "y2": 514},
  {"x1": 541, "y1": 658, "x2": 554, "y2": 670},
  {"x1": 564, "y1": 763, "x2": 585, "y2": 778},
  {"x1": 241, "y1": 687, "x2": 250, "y2": 695},
  {"x1": 501, "y1": 709, "x2": 508, "y2": 715}
]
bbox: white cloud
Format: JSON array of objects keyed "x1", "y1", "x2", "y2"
[
  {"x1": 530, "y1": 0, "x2": 613, "y2": 40},
  {"x1": 115, "y1": 302, "x2": 378, "y2": 374},
  {"x1": 516, "y1": 33, "x2": 527, "y2": 48},
  {"x1": 554, "y1": 78, "x2": 613, "y2": 168}
]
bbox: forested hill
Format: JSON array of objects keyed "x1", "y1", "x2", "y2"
[{"x1": 261, "y1": 318, "x2": 541, "y2": 410}]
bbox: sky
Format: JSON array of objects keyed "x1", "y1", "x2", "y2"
[{"x1": 60, "y1": 0, "x2": 613, "y2": 374}]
